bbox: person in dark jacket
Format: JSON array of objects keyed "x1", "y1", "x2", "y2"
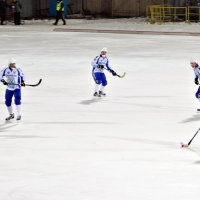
[
  {"x1": 53, "y1": 0, "x2": 66, "y2": 25},
  {"x1": 12, "y1": 0, "x2": 22, "y2": 25},
  {"x1": 0, "y1": 0, "x2": 7, "y2": 25}
]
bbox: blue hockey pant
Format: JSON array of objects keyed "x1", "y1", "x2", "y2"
[
  {"x1": 5, "y1": 89, "x2": 21, "y2": 107},
  {"x1": 93, "y1": 72, "x2": 107, "y2": 86}
]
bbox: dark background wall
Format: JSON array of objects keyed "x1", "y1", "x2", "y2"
[{"x1": 5, "y1": 0, "x2": 188, "y2": 18}]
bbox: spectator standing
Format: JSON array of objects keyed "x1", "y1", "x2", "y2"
[
  {"x1": 12, "y1": 0, "x2": 22, "y2": 25},
  {"x1": 0, "y1": 0, "x2": 7, "y2": 25}
]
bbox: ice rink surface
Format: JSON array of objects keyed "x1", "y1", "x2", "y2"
[{"x1": 1, "y1": 20, "x2": 200, "y2": 200}]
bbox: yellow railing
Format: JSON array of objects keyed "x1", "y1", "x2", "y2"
[
  {"x1": 148, "y1": 5, "x2": 200, "y2": 23},
  {"x1": 188, "y1": 6, "x2": 200, "y2": 22}
]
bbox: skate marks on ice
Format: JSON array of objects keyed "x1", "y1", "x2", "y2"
[
  {"x1": 121, "y1": 95, "x2": 170, "y2": 99},
  {"x1": 79, "y1": 96, "x2": 169, "y2": 106},
  {"x1": 0, "y1": 122, "x2": 18, "y2": 132},
  {"x1": 181, "y1": 114, "x2": 200, "y2": 123},
  {"x1": 0, "y1": 122, "x2": 47, "y2": 139},
  {"x1": 101, "y1": 136, "x2": 178, "y2": 149},
  {"x1": 184, "y1": 148, "x2": 200, "y2": 164},
  {"x1": 25, "y1": 121, "x2": 116, "y2": 125},
  {"x1": 0, "y1": 134, "x2": 44, "y2": 139},
  {"x1": 79, "y1": 97, "x2": 105, "y2": 105}
]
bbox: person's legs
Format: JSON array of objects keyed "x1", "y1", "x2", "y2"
[
  {"x1": 5, "y1": 89, "x2": 14, "y2": 120},
  {"x1": 0, "y1": 15, "x2": 3, "y2": 25},
  {"x1": 2, "y1": 14, "x2": 6, "y2": 24},
  {"x1": 18, "y1": 12, "x2": 21, "y2": 25},
  {"x1": 14, "y1": 89, "x2": 21, "y2": 118},
  {"x1": 99, "y1": 73, "x2": 107, "y2": 95},
  {"x1": 14, "y1": 12, "x2": 18, "y2": 25},
  {"x1": 15, "y1": 12, "x2": 21, "y2": 25},
  {"x1": 93, "y1": 72, "x2": 102, "y2": 96},
  {"x1": 195, "y1": 86, "x2": 200, "y2": 99},
  {"x1": 54, "y1": 12, "x2": 61, "y2": 25},
  {"x1": 61, "y1": 12, "x2": 66, "y2": 25}
]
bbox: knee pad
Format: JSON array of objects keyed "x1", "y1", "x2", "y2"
[
  {"x1": 14, "y1": 90, "x2": 21, "y2": 105},
  {"x1": 102, "y1": 80, "x2": 107, "y2": 87},
  {"x1": 15, "y1": 98, "x2": 21, "y2": 105},
  {"x1": 15, "y1": 95, "x2": 21, "y2": 105},
  {"x1": 5, "y1": 100, "x2": 12, "y2": 107},
  {"x1": 196, "y1": 92, "x2": 200, "y2": 99},
  {"x1": 95, "y1": 79, "x2": 102, "y2": 84}
]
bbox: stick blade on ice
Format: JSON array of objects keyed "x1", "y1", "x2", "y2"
[{"x1": 180, "y1": 142, "x2": 189, "y2": 148}]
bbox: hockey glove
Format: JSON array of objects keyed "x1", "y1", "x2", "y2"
[
  {"x1": 1, "y1": 79, "x2": 7, "y2": 85},
  {"x1": 111, "y1": 70, "x2": 117, "y2": 76},
  {"x1": 21, "y1": 81, "x2": 25, "y2": 87},
  {"x1": 195, "y1": 77, "x2": 199, "y2": 85}
]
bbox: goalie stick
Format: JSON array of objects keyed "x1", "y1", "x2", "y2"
[
  {"x1": 181, "y1": 128, "x2": 200, "y2": 148},
  {"x1": 6, "y1": 79, "x2": 42, "y2": 87}
]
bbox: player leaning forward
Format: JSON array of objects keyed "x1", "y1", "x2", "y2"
[
  {"x1": 0, "y1": 58, "x2": 25, "y2": 120},
  {"x1": 92, "y1": 48, "x2": 117, "y2": 96}
]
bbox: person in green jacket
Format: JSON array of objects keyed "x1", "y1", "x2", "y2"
[{"x1": 53, "y1": 0, "x2": 66, "y2": 25}]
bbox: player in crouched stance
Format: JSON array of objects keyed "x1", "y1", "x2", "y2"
[
  {"x1": 0, "y1": 58, "x2": 25, "y2": 121},
  {"x1": 91, "y1": 48, "x2": 117, "y2": 97}
]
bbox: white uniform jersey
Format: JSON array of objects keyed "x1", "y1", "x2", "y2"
[
  {"x1": 0, "y1": 67, "x2": 25, "y2": 91},
  {"x1": 194, "y1": 65, "x2": 200, "y2": 78},
  {"x1": 91, "y1": 55, "x2": 113, "y2": 74}
]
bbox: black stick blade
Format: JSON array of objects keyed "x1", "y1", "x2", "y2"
[
  {"x1": 25, "y1": 79, "x2": 42, "y2": 87},
  {"x1": 117, "y1": 72, "x2": 126, "y2": 78}
]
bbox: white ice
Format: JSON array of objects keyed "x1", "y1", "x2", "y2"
[{"x1": 0, "y1": 20, "x2": 200, "y2": 200}]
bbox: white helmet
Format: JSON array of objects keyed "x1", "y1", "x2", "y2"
[
  {"x1": 101, "y1": 47, "x2": 107, "y2": 52},
  {"x1": 190, "y1": 59, "x2": 198, "y2": 64},
  {"x1": 9, "y1": 58, "x2": 16, "y2": 64}
]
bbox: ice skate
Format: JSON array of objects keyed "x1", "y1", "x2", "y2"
[
  {"x1": 5, "y1": 114, "x2": 14, "y2": 121},
  {"x1": 16, "y1": 115, "x2": 21, "y2": 121},
  {"x1": 93, "y1": 92, "x2": 100, "y2": 97},
  {"x1": 99, "y1": 91, "x2": 106, "y2": 96}
]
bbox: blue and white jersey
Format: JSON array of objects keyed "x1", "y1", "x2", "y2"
[
  {"x1": 91, "y1": 55, "x2": 113, "y2": 74},
  {"x1": 194, "y1": 65, "x2": 200, "y2": 78},
  {"x1": 0, "y1": 67, "x2": 25, "y2": 91}
]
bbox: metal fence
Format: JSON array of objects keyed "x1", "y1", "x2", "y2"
[{"x1": 148, "y1": 5, "x2": 200, "y2": 23}]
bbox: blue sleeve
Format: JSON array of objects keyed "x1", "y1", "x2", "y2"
[
  {"x1": 105, "y1": 58, "x2": 113, "y2": 72},
  {"x1": 18, "y1": 68, "x2": 25, "y2": 82},
  {"x1": 0, "y1": 68, "x2": 7, "y2": 80}
]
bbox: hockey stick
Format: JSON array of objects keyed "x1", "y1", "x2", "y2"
[
  {"x1": 103, "y1": 67, "x2": 126, "y2": 78},
  {"x1": 181, "y1": 128, "x2": 200, "y2": 148},
  {"x1": 25, "y1": 79, "x2": 42, "y2": 87},
  {"x1": 7, "y1": 79, "x2": 42, "y2": 87},
  {"x1": 116, "y1": 72, "x2": 126, "y2": 78}
]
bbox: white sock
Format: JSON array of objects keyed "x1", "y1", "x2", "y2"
[
  {"x1": 7, "y1": 106, "x2": 13, "y2": 115},
  {"x1": 100, "y1": 86, "x2": 105, "y2": 92},
  {"x1": 16, "y1": 105, "x2": 21, "y2": 116},
  {"x1": 95, "y1": 84, "x2": 99, "y2": 93}
]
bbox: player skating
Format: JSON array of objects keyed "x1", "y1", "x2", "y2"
[
  {"x1": 0, "y1": 58, "x2": 25, "y2": 121},
  {"x1": 190, "y1": 60, "x2": 200, "y2": 111},
  {"x1": 91, "y1": 48, "x2": 117, "y2": 97}
]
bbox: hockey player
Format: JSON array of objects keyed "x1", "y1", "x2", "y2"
[
  {"x1": 0, "y1": 58, "x2": 25, "y2": 120},
  {"x1": 191, "y1": 60, "x2": 200, "y2": 110},
  {"x1": 91, "y1": 48, "x2": 117, "y2": 97}
]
